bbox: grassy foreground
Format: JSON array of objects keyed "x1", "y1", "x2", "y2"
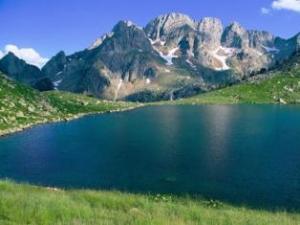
[{"x1": 0, "y1": 180, "x2": 299, "y2": 225}]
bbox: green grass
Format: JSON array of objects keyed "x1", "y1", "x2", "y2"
[
  {"x1": 171, "y1": 71, "x2": 300, "y2": 105},
  {"x1": 0, "y1": 180, "x2": 299, "y2": 225},
  {"x1": 0, "y1": 73, "x2": 138, "y2": 136},
  {"x1": 178, "y1": 53, "x2": 300, "y2": 105}
]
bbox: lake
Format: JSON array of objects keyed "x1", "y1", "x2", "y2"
[{"x1": 0, "y1": 105, "x2": 300, "y2": 209}]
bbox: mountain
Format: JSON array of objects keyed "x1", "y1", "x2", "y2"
[
  {"x1": 0, "y1": 52, "x2": 53, "y2": 91},
  {"x1": 146, "y1": 14, "x2": 299, "y2": 76},
  {"x1": 0, "y1": 52, "x2": 43, "y2": 85},
  {"x1": 178, "y1": 51, "x2": 300, "y2": 105},
  {"x1": 2, "y1": 13, "x2": 300, "y2": 102},
  {"x1": 42, "y1": 20, "x2": 201, "y2": 101}
]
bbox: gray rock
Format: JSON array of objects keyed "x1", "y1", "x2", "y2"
[
  {"x1": 145, "y1": 13, "x2": 196, "y2": 42},
  {"x1": 221, "y1": 22, "x2": 249, "y2": 49},
  {"x1": 197, "y1": 17, "x2": 223, "y2": 49}
]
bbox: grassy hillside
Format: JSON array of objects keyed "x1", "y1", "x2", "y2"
[
  {"x1": 174, "y1": 74, "x2": 300, "y2": 105},
  {"x1": 0, "y1": 180, "x2": 299, "y2": 225},
  {"x1": 172, "y1": 53, "x2": 300, "y2": 105},
  {"x1": 0, "y1": 73, "x2": 137, "y2": 136}
]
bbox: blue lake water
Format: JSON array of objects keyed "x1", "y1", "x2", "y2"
[{"x1": 0, "y1": 105, "x2": 300, "y2": 209}]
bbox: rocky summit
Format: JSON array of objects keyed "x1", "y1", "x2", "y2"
[{"x1": 0, "y1": 13, "x2": 299, "y2": 102}]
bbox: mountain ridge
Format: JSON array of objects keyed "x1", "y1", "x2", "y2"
[{"x1": 0, "y1": 12, "x2": 299, "y2": 102}]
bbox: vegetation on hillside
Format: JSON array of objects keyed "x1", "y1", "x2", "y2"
[
  {"x1": 170, "y1": 54, "x2": 300, "y2": 105},
  {"x1": 0, "y1": 180, "x2": 299, "y2": 225},
  {"x1": 173, "y1": 74, "x2": 300, "y2": 105},
  {"x1": 0, "y1": 73, "x2": 137, "y2": 136}
]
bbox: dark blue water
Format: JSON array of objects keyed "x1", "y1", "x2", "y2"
[{"x1": 1, "y1": 105, "x2": 300, "y2": 209}]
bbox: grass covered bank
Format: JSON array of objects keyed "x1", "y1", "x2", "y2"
[
  {"x1": 0, "y1": 180, "x2": 299, "y2": 225},
  {"x1": 173, "y1": 72, "x2": 300, "y2": 105},
  {"x1": 0, "y1": 73, "x2": 138, "y2": 136}
]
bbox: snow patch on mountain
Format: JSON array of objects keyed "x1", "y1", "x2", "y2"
[
  {"x1": 53, "y1": 79, "x2": 63, "y2": 90},
  {"x1": 211, "y1": 46, "x2": 235, "y2": 71},
  {"x1": 158, "y1": 47, "x2": 179, "y2": 65},
  {"x1": 261, "y1": 45, "x2": 279, "y2": 53},
  {"x1": 146, "y1": 78, "x2": 151, "y2": 84},
  {"x1": 149, "y1": 38, "x2": 166, "y2": 46},
  {"x1": 124, "y1": 20, "x2": 143, "y2": 29},
  {"x1": 114, "y1": 79, "x2": 123, "y2": 101}
]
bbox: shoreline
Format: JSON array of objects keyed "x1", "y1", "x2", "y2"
[
  {"x1": 0, "y1": 105, "x2": 142, "y2": 138},
  {"x1": 2, "y1": 101, "x2": 299, "y2": 138}
]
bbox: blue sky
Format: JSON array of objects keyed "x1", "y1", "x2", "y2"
[{"x1": 0, "y1": 0, "x2": 300, "y2": 60}]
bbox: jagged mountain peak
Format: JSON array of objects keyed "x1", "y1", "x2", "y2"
[
  {"x1": 145, "y1": 12, "x2": 196, "y2": 41},
  {"x1": 228, "y1": 21, "x2": 244, "y2": 29},
  {"x1": 197, "y1": 17, "x2": 223, "y2": 49},
  {"x1": 31, "y1": 13, "x2": 300, "y2": 102},
  {"x1": 89, "y1": 32, "x2": 115, "y2": 50},
  {"x1": 1, "y1": 52, "x2": 33, "y2": 71},
  {"x1": 54, "y1": 51, "x2": 66, "y2": 58},
  {"x1": 198, "y1": 17, "x2": 223, "y2": 32},
  {"x1": 199, "y1": 17, "x2": 222, "y2": 25},
  {"x1": 113, "y1": 20, "x2": 142, "y2": 32},
  {"x1": 4, "y1": 51, "x2": 20, "y2": 59},
  {"x1": 222, "y1": 22, "x2": 249, "y2": 48},
  {"x1": 0, "y1": 52, "x2": 44, "y2": 86},
  {"x1": 248, "y1": 30, "x2": 276, "y2": 50},
  {"x1": 89, "y1": 21, "x2": 145, "y2": 51},
  {"x1": 156, "y1": 12, "x2": 194, "y2": 22},
  {"x1": 42, "y1": 50, "x2": 67, "y2": 79}
]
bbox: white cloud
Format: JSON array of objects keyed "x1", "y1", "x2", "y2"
[
  {"x1": 261, "y1": 7, "x2": 271, "y2": 14},
  {"x1": 0, "y1": 44, "x2": 48, "y2": 68},
  {"x1": 272, "y1": 0, "x2": 300, "y2": 13}
]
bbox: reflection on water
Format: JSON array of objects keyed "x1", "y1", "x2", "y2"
[
  {"x1": 0, "y1": 105, "x2": 300, "y2": 209},
  {"x1": 204, "y1": 105, "x2": 234, "y2": 173}
]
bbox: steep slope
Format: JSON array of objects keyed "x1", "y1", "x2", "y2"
[
  {"x1": 146, "y1": 13, "x2": 298, "y2": 78},
  {"x1": 38, "y1": 13, "x2": 300, "y2": 102},
  {"x1": 0, "y1": 72, "x2": 58, "y2": 133},
  {"x1": 43, "y1": 20, "x2": 202, "y2": 101}
]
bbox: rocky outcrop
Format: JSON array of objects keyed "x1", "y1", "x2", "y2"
[
  {"x1": 197, "y1": 17, "x2": 223, "y2": 49},
  {"x1": 42, "y1": 21, "x2": 169, "y2": 99},
  {"x1": 145, "y1": 13, "x2": 196, "y2": 42},
  {"x1": 222, "y1": 22, "x2": 249, "y2": 49},
  {"x1": 33, "y1": 78, "x2": 54, "y2": 91}
]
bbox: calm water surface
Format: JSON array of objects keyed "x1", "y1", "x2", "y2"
[{"x1": 1, "y1": 105, "x2": 300, "y2": 209}]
